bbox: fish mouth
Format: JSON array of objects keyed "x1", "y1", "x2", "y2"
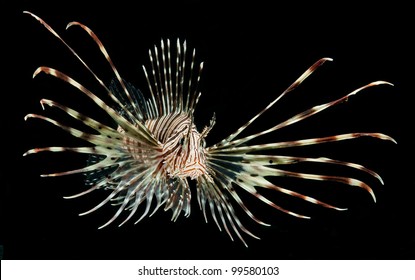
[{"x1": 176, "y1": 163, "x2": 209, "y2": 180}]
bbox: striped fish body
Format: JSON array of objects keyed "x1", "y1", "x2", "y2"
[
  {"x1": 144, "y1": 113, "x2": 210, "y2": 180},
  {"x1": 24, "y1": 11, "x2": 396, "y2": 247}
]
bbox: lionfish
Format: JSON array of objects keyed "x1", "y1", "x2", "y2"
[{"x1": 24, "y1": 11, "x2": 395, "y2": 246}]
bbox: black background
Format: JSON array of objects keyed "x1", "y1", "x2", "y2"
[{"x1": 2, "y1": 1, "x2": 413, "y2": 260}]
